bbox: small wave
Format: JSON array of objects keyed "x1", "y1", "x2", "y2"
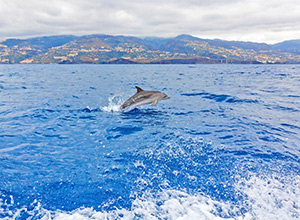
[
  {"x1": 181, "y1": 92, "x2": 209, "y2": 97},
  {"x1": 281, "y1": 123, "x2": 300, "y2": 130},
  {"x1": 79, "y1": 106, "x2": 102, "y2": 113},
  {"x1": 122, "y1": 108, "x2": 167, "y2": 117},
  {"x1": 100, "y1": 95, "x2": 123, "y2": 112},
  {"x1": 274, "y1": 105, "x2": 299, "y2": 112},
  {"x1": 181, "y1": 92, "x2": 258, "y2": 104},
  {"x1": 106, "y1": 125, "x2": 144, "y2": 139},
  {"x1": 0, "y1": 143, "x2": 28, "y2": 153}
]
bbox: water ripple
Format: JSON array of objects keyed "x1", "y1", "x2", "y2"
[{"x1": 181, "y1": 92, "x2": 259, "y2": 104}]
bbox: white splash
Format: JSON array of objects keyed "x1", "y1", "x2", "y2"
[{"x1": 100, "y1": 95, "x2": 124, "y2": 112}]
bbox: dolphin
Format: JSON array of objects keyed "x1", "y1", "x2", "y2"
[{"x1": 120, "y1": 86, "x2": 170, "y2": 111}]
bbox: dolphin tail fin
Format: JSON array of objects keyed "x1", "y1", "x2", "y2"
[{"x1": 135, "y1": 86, "x2": 144, "y2": 93}]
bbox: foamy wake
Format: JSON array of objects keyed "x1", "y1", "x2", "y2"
[
  {"x1": 1, "y1": 174, "x2": 300, "y2": 220},
  {"x1": 100, "y1": 95, "x2": 124, "y2": 112},
  {"x1": 236, "y1": 173, "x2": 300, "y2": 219}
]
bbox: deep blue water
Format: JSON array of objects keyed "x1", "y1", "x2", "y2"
[{"x1": 1, "y1": 64, "x2": 300, "y2": 219}]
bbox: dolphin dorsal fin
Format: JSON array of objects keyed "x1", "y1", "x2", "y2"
[{"x1": 135, "y1": 86, "x2": 144, "y2": 93}]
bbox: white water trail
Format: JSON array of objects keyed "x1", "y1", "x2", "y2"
[{"x1": 2, "y1": 173, "x2": 300, "y2": 220}]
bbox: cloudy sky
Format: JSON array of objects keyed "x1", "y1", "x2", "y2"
[{"x1": 1, "y1": 0, "x2": 300, "y2": 44}]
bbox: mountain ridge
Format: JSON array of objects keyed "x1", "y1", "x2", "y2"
[{"x1": 1, "y1": 34, "x2": 300, "y2": 64}]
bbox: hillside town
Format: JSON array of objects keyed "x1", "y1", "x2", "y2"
[{"x1": 1, "y1": 35, "x2": 300, "y2": 64}]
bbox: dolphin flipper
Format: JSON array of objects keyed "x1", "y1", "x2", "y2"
[{"x1": 152, "y1": 100, "x2": 159, "y2": 106}]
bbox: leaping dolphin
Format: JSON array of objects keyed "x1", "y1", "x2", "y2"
[{"x1": 120, "y1": 86, "x2": 170, "y2": 111}]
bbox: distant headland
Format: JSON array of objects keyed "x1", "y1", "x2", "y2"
[{"x1": 1, "y1": 34, "x2": 300, "y2": 64}]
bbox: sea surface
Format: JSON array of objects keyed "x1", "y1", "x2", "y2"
[{"x1": 1, "y1": 64, "x2": 300, "y2": 219}]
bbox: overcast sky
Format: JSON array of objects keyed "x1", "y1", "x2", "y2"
[{"x1": 1, "y1": 0, "x2": 300, "y2": 44}]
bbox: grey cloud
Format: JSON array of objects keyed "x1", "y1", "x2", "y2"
[{"x1": 0, "y1": 0, "x2": 300, "y2": 43}]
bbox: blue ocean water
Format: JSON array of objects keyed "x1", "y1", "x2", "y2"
[{"x1": 0, "y1": 64, "x2": 300, "y2": 219}]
